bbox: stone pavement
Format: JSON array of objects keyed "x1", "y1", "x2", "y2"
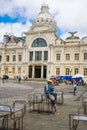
[{"x1": 0, "y1": 79, "x2": 87, "y2": 130}]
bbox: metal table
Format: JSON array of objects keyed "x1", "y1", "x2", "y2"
[
  {"x1": 0, "y1": 105, "x2": 12, "y2": 130},
  {"x1": 69, "y1": 113, "x2": 87, "y2": 130},
  {"x1": 0, "y1": 100, "x2": 26, "y2": 130}
]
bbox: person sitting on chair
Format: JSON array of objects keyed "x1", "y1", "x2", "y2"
[{"x1": 44, "y1": 80, "x2": 60, "y2": 115}]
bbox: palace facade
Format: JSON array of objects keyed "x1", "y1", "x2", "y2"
[{"x1": 0, "y1": 4, "x2": 87, "y2": 80}]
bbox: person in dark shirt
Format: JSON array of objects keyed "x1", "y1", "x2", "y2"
[{"x1": 18, "y1": 76, "x2": 21, "y2": 84}]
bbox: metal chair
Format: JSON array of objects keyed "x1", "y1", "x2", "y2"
[
  {"x1": 10, "y1": 100, "x2": 26, "y2": 130},
  {"x1": 41, "y1": 97, "x2": 53, "y2": 114},
  {"x1": 28, "y1": 93, "x2": 43, "y2": 112},
  {"x1": 0, "y1": 104, "x2": 12, "y2": 130},
  {"x1": 41, "y1": 91, "x2": 64, "y2": 114},
  {"x1": 82, "y1": 96, "x2": 87, "y2": 115},
  {"x1": 69, "y1": 106, "x2": 87, "y2": 130}
]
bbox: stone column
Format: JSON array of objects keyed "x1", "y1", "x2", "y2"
[
  {"x1": 32, "y1": 65, "x2": 34, "y2": 78},
  {"x1": 33, "y1": 51, "x2": 35, "y2": 61},
  {"x1": 41, "y1": 65, "x2": 43, "y2": 79},
  {"x1": 42, "y1": 51, "x2": 44, "y2": 61}
]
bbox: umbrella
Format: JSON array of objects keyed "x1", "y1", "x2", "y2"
[{"x1": 72, "y1": 73, "x2": 84, "y2": 78}]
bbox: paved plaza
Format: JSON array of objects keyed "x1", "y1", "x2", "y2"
[{"x1": 0, "y1": 79, "x2": 87, "y2": 130}]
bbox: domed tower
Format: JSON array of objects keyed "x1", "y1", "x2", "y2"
[
  {"x1": 31, "y1": 4, "x2": 57, "y2": 31},
  {"x1": 25, "y1": 4, "x2": 58, "y2": 80}
]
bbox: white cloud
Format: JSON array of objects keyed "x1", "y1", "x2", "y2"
[
  {"x1": 0, "y1": 0, "x2": 87, "y2": 41},
  {"x1": 0, "y1": 22, "x2": 31, "y2": 42}
]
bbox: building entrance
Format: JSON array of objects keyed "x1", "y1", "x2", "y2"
[
  {"x1": 35, "y1": 66, "x2": 41, "y2": 78},
  {"x1": 29, "y1": 65, "x2": 47, "y2": 79}
]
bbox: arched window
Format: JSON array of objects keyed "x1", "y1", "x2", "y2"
[{"x1": 31, "y1": 38, "x2": 47, "y2": 47}]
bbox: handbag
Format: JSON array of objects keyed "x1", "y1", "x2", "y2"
[{"x1": 49, "y1": 94, "x2": 55, "y2": 101}]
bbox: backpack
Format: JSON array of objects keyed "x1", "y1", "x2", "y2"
[
  {"x1": 44, "y1": 84, "x2": 55, "y2": 100},
  {"x1": 44, "y1": 84, "x2": 49, "y2": 99}
]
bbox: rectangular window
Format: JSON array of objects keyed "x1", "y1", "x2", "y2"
[
  {"x1": 84, "y1": 68, "x2": 87, "y2": 76},
  {"x1": 12, "y1": 67, "x2": 15, "y2": 74},
  {"x1": 18, "y1": 55, "x2": 22, "y2": 62},
  {"x1": 44, "y1": 51, "x2": 48, "y2": 60},
  {"x1": 56, "y1": 68, "x2": 60, "y2": 75},
  {"x1": 75, "y1": 53, "x2": 79, "y2": 60},
  {"x1": 18, "y1": 68, "x2": 21, "y2": 74},
  {"x1": 13, "y1": 55, "x2": 16, "y2": 62},
  {"x1": 6, "y1": 55, "x2": 9, "y2": 62},
  {"x1": 66, "y1": 68, "x2": 70, "y2": 75},
  {"x1": 30, "y1": 52, "x2": 33, "y2": 61},
  {"x1": 56, "y1": 54, "x2": 60, "y2": 61},
  {"x1": 74, "y1": 68, "x2": 79, "y2": 75},
  {"x1": 66, "y1": 54, "x2": 70, "y2": 61},
  {"x1": 0, "y1": 55, "x2": 2, "y2": 62},
  {"x1": 84, "y1": 53, "x2": 87, "y2": 60},
  {"x1": 35, "y1": 51, "x2": 42, "y2": 61}
]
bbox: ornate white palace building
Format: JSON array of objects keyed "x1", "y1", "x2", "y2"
[{"x1": 0, "y1": 4, "x2": 87, "y2": 80}]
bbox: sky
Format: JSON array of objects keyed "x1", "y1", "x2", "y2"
[{"x1": 0, "y1": 0, "x2": 87, "y2": 42}]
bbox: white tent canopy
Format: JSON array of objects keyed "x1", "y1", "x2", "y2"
[{"x1": 72, "y1": 73, "x2": 84, "y2": 78}]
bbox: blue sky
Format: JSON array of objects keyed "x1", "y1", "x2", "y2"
[
  {"x1": 0, "y1": 15, "x2": 19, "y2": 23},
  {"x1": 0, "y1": 0, "x2": 87, "y2": 41}
]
